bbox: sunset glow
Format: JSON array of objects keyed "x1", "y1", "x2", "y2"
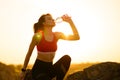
[{"x1": 0, "y1": 0, "x2": 120, "y2": 64}]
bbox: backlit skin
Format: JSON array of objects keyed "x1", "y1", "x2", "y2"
[{"x1": 20, "y1": 14, "x2": 80, "y2": 80}]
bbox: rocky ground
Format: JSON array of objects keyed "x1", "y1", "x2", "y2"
[{"x1": 66, "y1": 62, "x2": 120, "y2": 80}]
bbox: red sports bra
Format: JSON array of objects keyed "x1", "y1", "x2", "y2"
[{"x1": 36, "y1": 31, "x2": 58, "y2": 52}]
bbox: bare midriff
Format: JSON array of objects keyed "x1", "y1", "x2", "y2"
[{"x1": 37, "y1": 51, "x2": 55, "y2": 62}]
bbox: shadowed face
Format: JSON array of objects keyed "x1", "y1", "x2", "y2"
[{"x1": 43, "y1": 15, "x2": 55, "y2": 27}]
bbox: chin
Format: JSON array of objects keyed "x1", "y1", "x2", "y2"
[
  {"x1": 49, "y1": 25, "x2": 55, "y2": 28},
  {"x1": 51, "y1": 24, "x2": 55, "y2": 27}
]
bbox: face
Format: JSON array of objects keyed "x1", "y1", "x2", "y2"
[{"x1": 43, "y1": 15, "x2": 55, "y2": 27}]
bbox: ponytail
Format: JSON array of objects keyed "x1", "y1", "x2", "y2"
[
  {"x1": 33, "y1": 13, "x2": 51, "y2": 33},
  {"x1": 33, "y1": 20, "x2": 44, "y2": 33},
  {"x1": 33, "y1": 23, "x2": 39, "y2": 33}
]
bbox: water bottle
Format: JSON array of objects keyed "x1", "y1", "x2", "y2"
[{"x1": 55, "y1": 17, "x2": 63, "y2": 23}]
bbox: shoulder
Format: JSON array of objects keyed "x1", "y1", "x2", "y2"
[
  {"x1": 33, "y1": 32, "x2": 42, "y2": 38},
  {"x1": 32, "y1": 32, "x2": 42, "y2": 43}
]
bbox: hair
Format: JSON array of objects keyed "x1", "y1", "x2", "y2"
[{"x1": 33, "y1": 13, "x2": 51, "y2": 33}]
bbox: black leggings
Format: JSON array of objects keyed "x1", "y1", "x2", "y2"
[{"x1": 31, "y1": 55, "x2": 71, "y2": 80}]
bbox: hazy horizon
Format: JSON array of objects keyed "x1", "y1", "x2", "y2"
[{"x1": 0, "y1": 0, "x2": 120, "y2": 65}]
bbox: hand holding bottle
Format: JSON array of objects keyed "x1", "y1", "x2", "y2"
[
  {"x1": 55, "y1": 14, "x2": 72, "y2": 23},
  {"x1": 61, "y1": 14, "x2": 72, "y2": 23}
]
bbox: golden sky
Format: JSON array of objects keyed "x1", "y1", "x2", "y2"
[{"x1": 0, "y1": 0, "x2": 120, "y2": 64}]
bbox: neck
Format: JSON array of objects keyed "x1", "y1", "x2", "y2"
[{"x1": 43, "y1": 26, "x2": 53, "y2": 35}]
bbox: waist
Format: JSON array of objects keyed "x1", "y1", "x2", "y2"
[{"x1": 37, "y1": 51, "x2": 55, "y2": 62}]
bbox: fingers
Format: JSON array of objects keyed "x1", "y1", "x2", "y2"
[
  {"x1": 62, "y1": 14, "x2": 71, "y2": 19},
  {"x1": 61, "y1": 14, "x2": 72, "y2": 23}
]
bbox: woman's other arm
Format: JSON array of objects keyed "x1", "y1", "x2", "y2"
[
  {"x1": 55, "y1": 14, "x2": 80, "y2": 40},
  {"x1": 22, "y1": 33, "x2": 42, "y2": 69}
]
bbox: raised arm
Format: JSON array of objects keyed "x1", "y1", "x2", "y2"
[{"x1": 56, "y1": 14, "x2": 80, "y2": 40}]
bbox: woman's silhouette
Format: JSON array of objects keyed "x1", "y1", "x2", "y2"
[{"x1": 20, "y1": 13, "x2": 80, "y2": 80}]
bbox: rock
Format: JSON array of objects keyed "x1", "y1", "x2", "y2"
[{"x1": 66, "y1": 62, "x2": 120, "y2": 80}]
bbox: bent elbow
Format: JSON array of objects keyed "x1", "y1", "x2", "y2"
[
  {"x1": 76, "y1": 36, "x2": 80, "y2": 40},
  {"x1": 75, "y1": 34, "x2": 80, "y2": 40},
  {"x1": 78, "y1": 36, "x2": 80, "y2": 40}
]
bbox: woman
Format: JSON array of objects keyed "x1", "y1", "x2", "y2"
[{"x1": 20, "y1": 13, "x2": 80, "y2": 80}]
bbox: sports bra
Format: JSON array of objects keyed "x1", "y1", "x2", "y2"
[{"x1": 36, "y1": 31, "x2": 58, "y2": 52}]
